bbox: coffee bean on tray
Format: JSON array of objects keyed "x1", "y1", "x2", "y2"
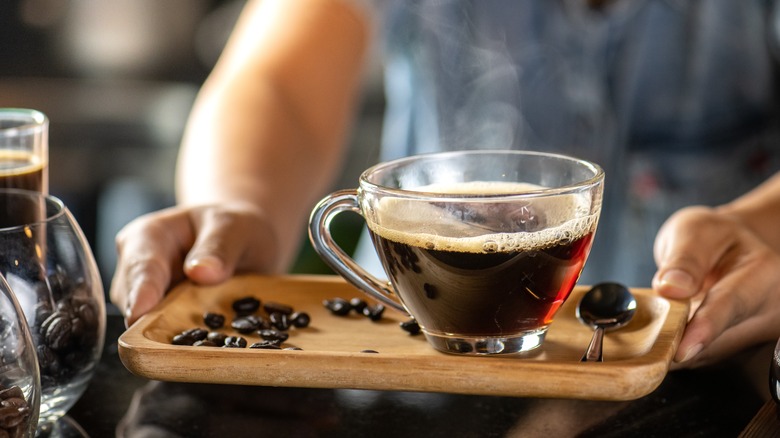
[
  {"x1": 249, "y1": 341, "x2": 282, "y2": 350},
  {"x1": 400, "y1": 319, "x2": 421, "y2": 335},
  {"x1": 231, "y1": 316, "x2": 262, "y2": 334},
  {"x1": 232, "y1": 297, "x2": 261, "y2": 316},
  {"x1": 223, "y1": 336, "x2": 247, "y2": 348},
  {"x1": 263, "y1": 301, "x2": 294, "y2": 315},
  {"x1": 258, "y1": 329, "x2": 289, "y2": 345},
  {"x1": 362, "y1": 304, "x2": 385, "y2": 322},
  {"x1": 203, "y1": 312, "x2": 225, "y2": 329},
  {"x1": 173, "y1": 295, "x2": 312, "y2": 348},
  {"x1": 349, "y1": 298, "x2": 368, "y2": 314},
  {"x1": 290, "y1": 312, "x2": 310, "y2": 328},
  {"x1": 323, "y1": 298, "x2": 351, "y2": 316}
]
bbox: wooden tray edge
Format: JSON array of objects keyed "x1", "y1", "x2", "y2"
[{"x1": 117, "y1": 275, "x2": 690, "y2": 400}]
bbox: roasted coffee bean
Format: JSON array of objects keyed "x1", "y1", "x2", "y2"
[
  {"x1": 33, "y1": 301, "x2": 53, "y2": 327},
  {"x1": 0, "y1": 388, "x2": 23, "y2": 401},
  {"x1": 269, "y1": 312, "x2": 290, "y2": 331},
  {"x1": 258, "y1": 329, "x2": 289, "y2": 345},
  {"x1": 360, "y1": 349, "x2": 379, "y2": 354},
  {"x1": 362, "y1": 304, "x2": 385, "y2": 322},
  {"x1": 223, "y1": 336, "x2": 247, "y2": 348},
  {"x1": 249, "y1": 341, "x2": 282, "y2": 349},
  {"x1": 43, "y1": 313, "x2": 74, "y2": 351},
  {"x1": 172, "y1": 333, "x2": 196, "y2": 346},
  {"x1": 263, "y1": 301, "x2": 293, "y2": 315},
  {"x1": 203, "y1": 312, "x2": 225, "y2": 329},
  {"x1": 400, "y1": 319, "x2": 421, "y2": 335},
  {"x1": 290, "y1": 312, "x2": 311, "y2": 328},
  {"x1": 36, "y1": 344, "x2": 58, "y2": 372},
  {"x1": 0, "y1": 385, "x2": 29, "y2": 435},
  {"x1": 0, "y1": 404, "x2": 24, "y2": 429},
  {"x1": 231, "y1": 316, "x2": 262, "y2": 334},
  {"x1": 207, "y1": 331, "x2": 228, "y2": 345},
  {"x1": 39, "y1": 312, "x2": 59, "y2": 339},
  {"x1": 232, "y1": 296, "x2": 261, "y2": 316},
  {"x1": 349, "y1": 298, "x2": 367, "y2": 314},
  {"x1": 172, "y1": 328, "x2": 208, "y2": 346},
  {"x1": 182, "y1": 328, "x2": 208, "y2": 341},
  {"x1": 70, "y1": 317, "x2": 87, "y2": 339},
  {"x1": 0, "y1": 397, "x2": 27, "y2": 410},
  {"x1": 323, "y1": 298, "x2": 351, "y2": 316},
  {"x1": 74, "y1": 299, "x2": 99, "y2": 329}
]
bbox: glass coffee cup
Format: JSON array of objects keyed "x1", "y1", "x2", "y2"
[
  {"x1": 309, "y1": 150, "x2": 604, "y2": 355},
  {"x1": 0, "y1": 108, "x2": 48, "y2": 194}
]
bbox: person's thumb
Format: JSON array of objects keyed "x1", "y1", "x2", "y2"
[
  {"x1": 182, "y1": 205, "x2": 278, "y2": 284},
  {"x1": 183, "y1": 224, "x2": 235, "y2": 285},
  {"x1": 652, "y1": 207, "x2": 732, "y2": 300}
]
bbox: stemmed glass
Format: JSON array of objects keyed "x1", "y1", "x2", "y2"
[
  {"x1": 0, "y1": 189, "x2": 105, "y2": 436},
  {"x1": 0, "y1": 272, "x2": 40, "y2": 437}
]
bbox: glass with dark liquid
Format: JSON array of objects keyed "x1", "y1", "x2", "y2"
[
  {"x1": 0, "y1": 108, "x2": 49, "y2": 240},
  {"x1": 0, "y1": 109, "x2": 48, "y2": 195},
  {"x1": 310, "y1": 150, "x2": 604, "y2": 355}
]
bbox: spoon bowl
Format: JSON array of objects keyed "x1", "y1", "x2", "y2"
[{"x1": 576, "y1": 282, "x2": 637, "y2": 362}]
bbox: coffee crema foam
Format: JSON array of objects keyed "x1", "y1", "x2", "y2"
[
  {"x1": 0, "y1": 150, "x2": 45, "y2": 174},
  {"x1": 367, "y1": 181, "x2": 598, "y2": 254}
]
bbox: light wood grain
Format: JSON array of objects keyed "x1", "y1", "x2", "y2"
[{"x1": 118, "y1": 274, "x2": 689, "y2": 400}]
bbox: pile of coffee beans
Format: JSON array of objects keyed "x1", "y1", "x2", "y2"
[
  {"x1": 31, "y1": 276, "x2": 102, "y2": 392},
  {"x1": 0, "y1": 384, "x2": 31, "y2": 437},
  {"x1": 323, "y1": 297, "x2": 385, "y2": 321},
  {"x1": 172, "y1": 293, "x2": 422, "y2": 354},
  {"x1": 323, "y1": 296, "x2": 421, "y2": 336},
  {"x1": 172, "y1": 296, "x2": 310, "y2": 350}
]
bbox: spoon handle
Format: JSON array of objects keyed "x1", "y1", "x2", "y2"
[{"x1": 581, "y1": 326, "x2": 605, "y2": 362}]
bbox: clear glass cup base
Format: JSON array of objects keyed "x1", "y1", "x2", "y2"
[
  {"x1": 35, "y1": 415, "x2": 87, "y2": 438},
  {"x1": 423, "y1": 328, "x2": 548, "y2": 355}
]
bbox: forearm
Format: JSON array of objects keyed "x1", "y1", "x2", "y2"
[
  {"x1": 175, "y1": 0, "x2": 371, "y2": 270},
  {"x1": 717, "y1": 172, "x2": 780, "y2": 252}
]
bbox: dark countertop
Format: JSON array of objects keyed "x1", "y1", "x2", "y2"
[{"x1": 66, "y1": 314, "x2": 769, "y2": 437}]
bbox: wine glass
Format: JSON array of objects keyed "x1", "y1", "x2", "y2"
[
  {"x1": 0, "y1": 189, "x2": 105, "y2": 435},
  {"x1": 0, "y1": 272, "x2": 41, "y2": 437}
]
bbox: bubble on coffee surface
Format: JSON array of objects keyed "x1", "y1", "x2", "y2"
[{"x1": 368, "y1": 181, "x2": 596, "y2": 253}]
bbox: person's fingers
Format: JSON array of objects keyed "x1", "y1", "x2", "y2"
[
  {"x1": 111, "y1": 253, "x2": 176, "y2": 327},
  {"x1": 111, "y1": 203, "x2": 282, "y2": 327},
  {"x1": 653, "y1": 206, "x2": 780, "y2": 367},
  {"x1": 109, "y1": 209, "x2": 193, "y2": 326},
  {"x1": 670, "y1": 240, "x2": 780, "y2": 367},
  {"x1": 652, "y1": 206, "x2": 736, "y2": 300},
  {"x1": 183, "y1": 204, "x2": 280, "y2": 284}
]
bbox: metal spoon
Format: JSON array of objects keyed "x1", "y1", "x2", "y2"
[{"x1": 576, "y1": 282, "x2": 637, "y2": 362}]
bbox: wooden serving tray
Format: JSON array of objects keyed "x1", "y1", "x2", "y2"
[{"x1": 118, "y1": 274, "x2": 689, "y2": 401}]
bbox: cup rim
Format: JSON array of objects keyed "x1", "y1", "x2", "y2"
[
  {"x1": 0, "y1": 188, "x2": 66, "y2": 231},
  {"x1": 0, "y1": 108, "x2": 49, "y2": 137},
  {"x1": 358, "y1": 149, "x2": 605, "y2": 199}
]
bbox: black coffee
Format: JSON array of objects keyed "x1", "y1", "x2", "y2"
[
  {"x1": 371, "y1": 231, "x2": 594, "y2": 336},
  {"x1": 0, "y1": 150, "x2": 46, "y2": 193},
  {"x1": 367, "y1": 181, "x2": 597, "y2": 337},
  {"x1": 0, "y1": 151, "x2": 47, "y2": 228}
]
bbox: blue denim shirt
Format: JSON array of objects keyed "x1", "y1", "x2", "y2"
[{"x1": 368, "y1": 0, "x2": 780, "y2": 286}]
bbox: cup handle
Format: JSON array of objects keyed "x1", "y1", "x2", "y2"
[{"x1": 309, "y1": 189, "x2": 408, "y2": 314}]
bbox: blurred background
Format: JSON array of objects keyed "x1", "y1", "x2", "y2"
[{"x1": 0, "y1": 0, "x2": 384, "y2": 307}]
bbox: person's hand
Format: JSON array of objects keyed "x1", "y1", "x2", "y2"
[
  {"x1": 110, "y1": 202, "x2": 281, "y2": 327},
  {"x1": 652, "y1": 206, "x2": 780, "y2": 369}
]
